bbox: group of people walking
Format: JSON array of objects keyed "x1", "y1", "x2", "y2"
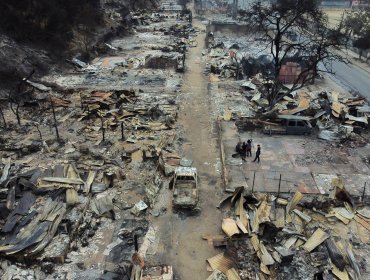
[{"x1": 235, "y1": 139, "x2": 261, "y2": 163}]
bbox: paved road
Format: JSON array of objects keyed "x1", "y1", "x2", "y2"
[{"x1": 329, "y1": 59, "x2": 370, "y2": 101}]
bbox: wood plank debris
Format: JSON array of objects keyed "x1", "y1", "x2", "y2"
[
  {"x1": 354, "y1": 215, "x2": 370, "y2": 232},
  {"x1": 66, "y1": 189, "x2": 79, "y2": 206},
  {"x1": 239, "y1": 209, "x2": 249, "y2": 229},
  {"x1": 274, "y1": 207, "x2": 285, "y2": 228},
  {"x1": 256, "y1": 199, "x2": 271, "y2": 224},
  {"x1": 357, "y1": 208, "x2": 370, "y2": 219},
  {"x1": 303, "y1": 228, "x2": 330, "y2": 252},
  {"x1": 287, "y1": 191, "x2": 303, "y2": 213},
  {"x1": 292, "y1": 209, "x2": 311, "y2": 223},
  {"x1": 259, "y1": 242, "x2": 275, "y2": 266},
  {"x1": 0, "y1": 158, "x2": 11, "y2": 184},
  {"x1": 235, "y1": 218, "x2": 248, "y2": 234},
  {"x1": 332, "y1": 265, "x2": 349, "y2": 280},
  {"x1": 202, "y1": 234, "x2": 229, "y2": 247},
  {"x1": 84, "y1": 170, "x2": 96, "y2": 194},
  {"x1": 333, "y1": 207, "x2": 354, "y2": 220},
  {"x1": 39, "y1": 177, "x2": 84, "y2": 185},
  {"x1": 283, "y1": 236, "x2": 298, "y2": 249}
]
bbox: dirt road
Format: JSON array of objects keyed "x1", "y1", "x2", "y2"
[{"x1": 152, "y1": 13, "x2": 224, "y2": 280}]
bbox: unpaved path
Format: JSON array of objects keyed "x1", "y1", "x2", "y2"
[{"x1": 152, "y1": 12, "x2": 224, "y2": 280}]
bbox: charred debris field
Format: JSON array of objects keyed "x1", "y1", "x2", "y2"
[{"x1": 0, "y1": 0, "x2": 370, "y2": 280}]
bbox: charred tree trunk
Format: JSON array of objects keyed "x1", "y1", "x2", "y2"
[
  {"x1": 15, "y1": 104, "x2": 21, "y2": 126},
  {"x1": 9, "y1": 99, "x2": 21, "y2": 126},
  {"x1": 50, "y1": 99, "x2": 60, "y2": 141},
  {"x1": 100, "y1": 116, "x2": 105, "y2": 142},
  {"x1": 9, "y1": 70, "x2": 35, "y2": 127},
  {"x1": 34, "y1": 124, "x2": 43, "y2": 140},
  {"x1": 0, "y1": 107, "x2": 7, "y2": 128}
]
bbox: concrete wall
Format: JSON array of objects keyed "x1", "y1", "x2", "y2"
[{"x1": 206, "y1": 22, "x2": 251, "y2": 36}]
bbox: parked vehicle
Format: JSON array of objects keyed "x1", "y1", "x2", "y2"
[
  {"x1": 172, "y1": 167, "x2": 198, "y2": 208},
  {"x1": 263, "y1": 117, "x2": 312, "y2": 135}
]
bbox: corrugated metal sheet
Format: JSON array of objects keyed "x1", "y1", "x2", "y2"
[
  {"x1": 206, "y1": 253, "x2": 234, "y2": 274},
  {"x1": 222, "y1": 218, "x2": 240, "y2": 237},
  {"x1": 226, "y1": 268, "x2": 241, "y2": 280}
]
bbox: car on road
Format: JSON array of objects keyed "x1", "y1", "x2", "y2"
[{"x1": 172, "y1": 167, "x2": 198, "y2": 209}]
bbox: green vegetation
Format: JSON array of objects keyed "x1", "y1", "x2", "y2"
[{"x1": 344, "y1": 8, "x2": 370, "y2": 58}]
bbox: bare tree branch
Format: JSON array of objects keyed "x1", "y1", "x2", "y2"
[{"x1": 244, "y1": 0, "x2": 348, "y2": 108}]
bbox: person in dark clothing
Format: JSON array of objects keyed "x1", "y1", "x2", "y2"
[
  {"x1": 235, "y1": 141, "x2": 242, "y2": 154},
  {"x1": 246, "y1": 139, "x2": 252, "y2": 157},
  {"x1": 241, "y1": 142, "x2": 247, "y2": 161},
  {"x1": 253, "y1": 144, "x2": 261, "y2": 163}
]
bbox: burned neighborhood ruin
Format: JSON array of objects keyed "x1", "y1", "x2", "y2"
[{"x1": 0, "y1": 0, "x2": 370, "y2": 279}]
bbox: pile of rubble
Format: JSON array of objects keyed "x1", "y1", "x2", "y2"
[
  {"x1": 242, "y1": 78, "x2": 369, "y2": 140},
  {"x1": 204, "y1": 28, "x2": 370, "y2": 144},
  {"x1": 204, "y1": 180, "x2": 370, "y2": 279},
  {"x1": 0, "y1": 3, "x2": 197, "y2": 279}
]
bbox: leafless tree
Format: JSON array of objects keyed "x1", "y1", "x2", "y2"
[
  {"x1": 245, "y1": 0, "x2": 347, "y2": 107},
  {"x1": 0, "y1": 106, "x2": 7, "y2": 128},
  {"x1": 8, "y1": 70, "x2": 35, "y2": 126},
  {"x1": 49, "y1": 97, "x2": 60, "y2": 141}
]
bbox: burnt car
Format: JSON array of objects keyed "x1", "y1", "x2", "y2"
[{"x1": 172, "y1": 167, "x2": 198, "y2": 209}]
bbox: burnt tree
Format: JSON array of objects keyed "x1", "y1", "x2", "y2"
[
  {"x1": 8, "y1": 70, "x2": 35, "y2": 126},
  {"x1": 0, "y1": 106, "x2": 7, "y2": 128},
  {"x1": 245, "y1": 0, "x2": 347, "y2": 107}
]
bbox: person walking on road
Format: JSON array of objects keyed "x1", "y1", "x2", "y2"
[
  {"x1": 246, "y1": 139, "x2": 252, "y2": 157},
  {"x1": 235, "y1": 141, "x2": 242, "y2": 155},
  {"x1": 253, "y1": 144, "x2": 261, "y2": 163},
  {"x1": 241, "y1": 142, "x2": 247, "y2": 161}
]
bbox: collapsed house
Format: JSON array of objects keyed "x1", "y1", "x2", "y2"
[
  {"x1": 0, "y1": 3, "x2": 197, "y2": 279},
  {"x1": 1, "y1": 1, "x2": 370, "y2": 280},
  {"x1": 202, "y1": 17, "x2": 370, "y2": 280},
  {"x1": 205, "y1": 182, "x2": 370, "y2": 280},
  {"x1": 204, "y1": 27, "x2": 369, "y2": 142}
]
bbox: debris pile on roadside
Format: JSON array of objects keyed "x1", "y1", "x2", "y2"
[
  {"x1": 204, "y1": 182, "x2": 370, "y2": 279},
  {"x1": 243, "y1": 83, "x2": 369, "y2": 141}
]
